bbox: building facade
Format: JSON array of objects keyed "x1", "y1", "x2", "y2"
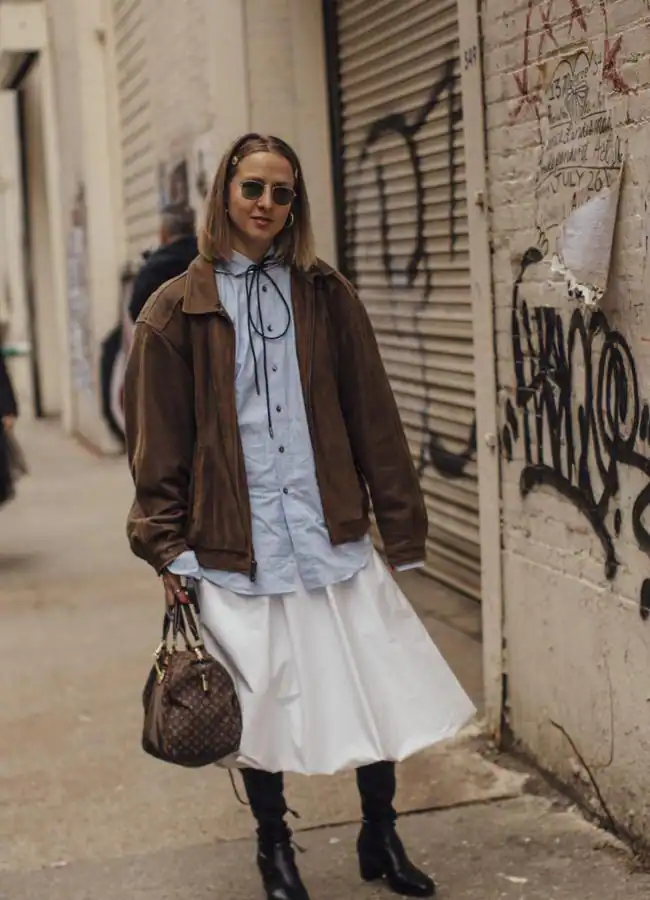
[{"x1": 2, "y1": 0, "x2": 650, "y2": 841}]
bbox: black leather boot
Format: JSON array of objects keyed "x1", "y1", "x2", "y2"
[
  {"x1": 241, "y1": 768, "x2": 311, "y2": 900},
  {"x1": 357, "y1": 821, "x2": 436, "y2": 897},
  {"x1": 257, "y1": 840, "x2": 310, "y2": 900},
  {"x1": 356, "y1": 762, "x2": 436, "y2": 898}
]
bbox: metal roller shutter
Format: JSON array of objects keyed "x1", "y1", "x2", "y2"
[
  {"x1": 112, "y1": 0, "x2": 158, "y2": 260},
  {"x1": 332, "y1": 0, "x2": 480, "y2": 599}
]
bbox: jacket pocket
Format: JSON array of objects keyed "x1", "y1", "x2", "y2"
[{"x1": 187, "y1": 447, "x2": 247, "y2": 551}]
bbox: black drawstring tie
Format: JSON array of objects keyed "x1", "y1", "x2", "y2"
[{"x1": 244, "y1": 258, "x2": 292, "y2": 438}]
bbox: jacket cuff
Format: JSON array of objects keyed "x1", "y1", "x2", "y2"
[
  {"x1": 151, "y1": 542, "x2": 195, "y2": 576},
  {"x1": 384, "y1": 545, "x2": 427, "y2": 570},
  {"x1": 166, "y1": 549, "x2": 201, "y2": 579}
]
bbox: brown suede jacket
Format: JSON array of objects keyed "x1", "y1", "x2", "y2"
[{"x1": 124, "y1": 255, "x2": 427, "y2": 577}]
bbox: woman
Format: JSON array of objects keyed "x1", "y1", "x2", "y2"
[{"x1": 125, "y1": 133, "x2": 475, "y2": 900}]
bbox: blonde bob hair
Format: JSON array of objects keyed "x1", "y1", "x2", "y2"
[{"x1": 199, "y1": 133, "x2": 317, "y2": 272}]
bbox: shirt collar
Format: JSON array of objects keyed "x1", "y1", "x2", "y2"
[{"x1": 216, "y1": 248, "x2": 280, "y2": 278}]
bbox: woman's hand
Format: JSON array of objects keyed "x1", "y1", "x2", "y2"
[
  {"x1": 161, "y1": 570, "x2": 191, "y2": 609},
  {"x1": 2, "y1": 415, "x2": 15, "y2": 432}
]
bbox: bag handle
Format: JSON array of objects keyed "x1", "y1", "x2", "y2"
[
  {"x1": 160, "y1": 598, "x2": 203, "y2": 651},
  {"x1": 180, "y1": 601, "x2": 202, "y2": 644}
]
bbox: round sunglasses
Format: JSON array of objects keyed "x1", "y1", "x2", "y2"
[{"x1": 239, "y1": 179, "x2": 295, "y2": 207}]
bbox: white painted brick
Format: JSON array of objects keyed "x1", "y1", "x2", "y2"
[{"x1": 485, "y1": 0, "x2": 650, "y2": 841}]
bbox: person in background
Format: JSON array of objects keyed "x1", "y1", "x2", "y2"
[
  {"x1": 128, "y1": 202, "x2": 198, "y2": 323},
  {"x1": 0, "y1": 332, "x2": 19, "y2": 506},
  {"x1": 124, "y1": 133, "x2": 475, "y2": 900}
]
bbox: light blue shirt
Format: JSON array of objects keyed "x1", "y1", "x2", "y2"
[{"x1": 169, "y1": 250, "x2": 372, "y2": 596}]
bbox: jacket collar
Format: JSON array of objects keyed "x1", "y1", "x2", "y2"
[
  {"x1": 182, "y1": 256, "x2": 221, "y2": 315},
  {"x1": 182, "y1": 254, "x2": 326, "y2": 316}
]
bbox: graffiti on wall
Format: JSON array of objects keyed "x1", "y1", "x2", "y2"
[
  {"x1": 347, "y1": 57, "x2": 477, "y2": 480},
  {"x1": 513, "y1": 0, "x2": 631, "y2": 129},
  {"x1": 502, "y1": 247, "x2": 650, "y2": 620},
  {"x1": 536, "y1": 48, "x2": 623, "y2": 235}
]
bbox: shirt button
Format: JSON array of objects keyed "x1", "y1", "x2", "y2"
[
  {"x1": 276, "y1": 405, "x2": 282, "y2": 413},
  {"x1": 272, "y1": 365, "x2": 278, "y2": 373},
  {"x1": 267, "y1": 324, "x2": 273, "y2": 333},
  {"x1": 262, "y1": 285, "x2": 268, "y2": 293},
  {"x1": 279, "y1": 446, "x2": 285, "y2": 453},
  {"x1": 283, "y1": 488, "x2": 289, "y2": 495}
]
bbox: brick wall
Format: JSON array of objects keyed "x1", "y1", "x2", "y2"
[{"x1": 483, "y1": 0, "x2": 650, "y2": 838}]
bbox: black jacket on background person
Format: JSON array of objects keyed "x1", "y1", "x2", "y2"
[
  {"x1": 128, "y1": 235, "x2": 199, "y2": 322},
  {"x1": 0, "y1": 350, "x2": 19, "y2": 506},
  {"x1": 0, "y1": 352, "x2": 17, "y2": 421}
]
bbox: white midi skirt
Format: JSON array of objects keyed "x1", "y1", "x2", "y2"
[{"x1": 198, "y1": 552, "x2": 476, "y2": 775}]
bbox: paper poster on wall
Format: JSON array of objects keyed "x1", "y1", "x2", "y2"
[
  {"x1": 535, "y1": 48, "x2": 624, "y2": 305},
  {"x1": 189, "y1": 129, "x2": 220, "y2": 223},
  {"x1": 66, "y1": 184, "x2": 94, "y2": 394},
  {"x1": 157, "y1": 161, "x2": 168, "y2": 211},
  {"x1": 168, "y1": 159, "x2": 190, "y2": 206}
]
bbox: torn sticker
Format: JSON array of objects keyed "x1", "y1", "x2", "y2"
[{"x1": 551, "y1": 166, "x2": 623, "y2": 307}]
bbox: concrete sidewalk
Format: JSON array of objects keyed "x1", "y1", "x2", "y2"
[
  {"x1": 2, "y1": 794, "x2": 650, "y2": 899},
  {"x1": 1, "y1": 420, "x2": 649, "y2": 898}
]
